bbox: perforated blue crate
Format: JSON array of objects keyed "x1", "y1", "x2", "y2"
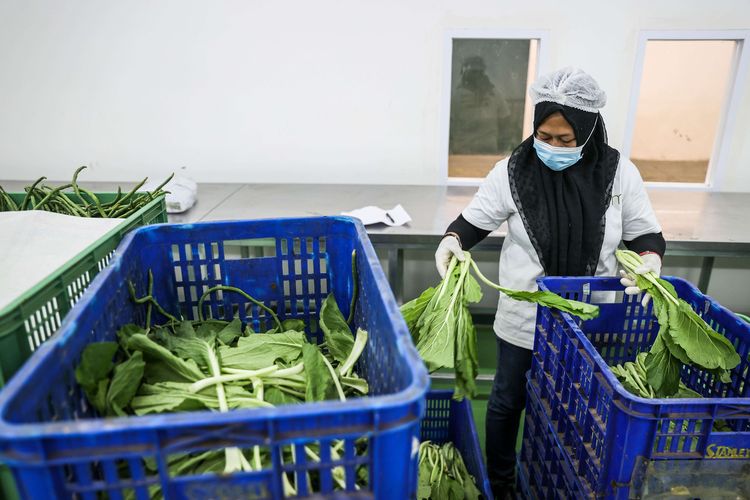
[
  {"x1": 0, "y1": 217, "x2": 430, "y2": 499},
  {"x1": 526, "y1": 276, "x2": 750, "y2": 499},
  {"x1": 420, "y1": 391, "x2": 493, "y2": 499},
  {"x1": 518, "y1": 375, "x2": 592, "y2": 500}
]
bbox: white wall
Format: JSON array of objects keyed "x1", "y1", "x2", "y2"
[{"x1": 0, "y1": 0, "x2": 749, "y2": 189}]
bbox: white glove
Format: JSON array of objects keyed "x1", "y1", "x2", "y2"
[
  {"x1": 619, "y1": 252, "x2": 662, "y2": 307},
  {"x1": 435, "y1": 235, "x2": 464, "y2": 279}
]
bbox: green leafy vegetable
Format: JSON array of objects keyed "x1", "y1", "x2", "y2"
[
  {"x1": 401, "y1": 251, "x2": 598, "y2": 399},
  {"x1": 302, "y1": 342, "x2": 338, "y2": 402},
  {"x1": 319, "y1": 294, "x2": 355, "y2": 365},
  {"x1": 219, "y1": 331, "x2": 307, "y2": 371},
  {"x1": 611, "y1": 353, "x2": 700, "y2": 400},
  {"x1": 417, "y1": 441, "x2": 481, "y2": 500},
  {"x1": 405, "y1": 256, "x2": 480, "y2": 399},
  {"x1": 616, "y1": 250, "x2": 741, "y2": 397},
  {"x1": 106, "y1": 351, "x2": 145, "y2": 416},
  {"x1": 74, "y1": 342, "x2": 119, "y2": 414},
  {"x1": 0, "y1": 166, "x2": 172, "y2": 218},
  {"x1": 75, "y1": 273, "x2": 371, "y2": 495}
]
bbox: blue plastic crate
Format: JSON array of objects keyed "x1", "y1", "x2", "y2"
[
  {"x1": 518, "y1": 376, "x2": 592, "y2": 500},
  {"x1": 0, "y1": 217, "x2": 430, "y2": 499},
  {"x1": 420, "y1": 391, "x2": 493, "y2": 499},
  {"x1": 526, "y1": 276, "x2": 750, "y2": 499}
]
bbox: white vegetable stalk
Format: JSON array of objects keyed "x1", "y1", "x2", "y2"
[
  {"x1": 338, "y1": 329, "x2": 368, "y2": 377},
  {"x1": 206, "y1": 343, "x2": 253, "y2": 473},
  {"x1": 321, "y1": 355, "x2": 347, "y2": 402},
  {"x1": 616, "y1": 250, "x2": 678, "y2": 305},
  {"x1": 189, "y1": 365, "x2": 279, "y2": 393}
]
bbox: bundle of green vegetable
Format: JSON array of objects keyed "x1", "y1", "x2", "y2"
[
  {"x1": 401, "y1": 252, "x2": 599, "y2": 398},
  {"x1": 75, "y1": 275, "x2": 368, "y2": 496},
  {"x1": 610, "y1": 353, "x2": 701, "y2": 399},
  {"x1": 0, "y1": 166, "x2": 172, "y2": 218},
  {"x1": 417, "y1": 441, "x2": 482, "y2": 500},
  {"x1": 611, "y1": 353, "x2": 733, "y2": 451},
  {"x1": 616, "y1": 250, "x2": 741, "y2": 398}
]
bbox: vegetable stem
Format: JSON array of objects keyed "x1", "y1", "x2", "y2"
[
  {"x1": 338, "y1": 329, "x2": 368, "y2": 377},
  {"x1": 198, "y1": 285, "x2": 282, "y2": 331},
  {"x1": 189, "y1": 365, "x2": 279, "y2": 393},
  {"x1": 320, "y1": 355, "x2": 346, "y2": 402},
  {"x1": 347, "y1": 249, "x2": 358, "y2": 325}
]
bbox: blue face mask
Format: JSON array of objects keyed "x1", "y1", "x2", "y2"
[{"x1": 533, "y1": 116, "x2": 598, "y2": 171}]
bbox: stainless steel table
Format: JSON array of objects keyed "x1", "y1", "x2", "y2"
[
  {"x1": 191, "y1": 184, "x2": 750, "y2": 299},
  {"x1": 5, "y1": 179, "x2": 749, "y2": 299}
]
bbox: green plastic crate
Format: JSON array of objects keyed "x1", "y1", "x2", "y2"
[
  {"x1": 0, "y1": 191, "x2": 166, "y2": 500},
  {"x1": 0, "y1": 192, "x2": 167, "y2": 385}
]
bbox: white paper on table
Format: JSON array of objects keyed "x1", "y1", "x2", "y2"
[
  {"x1": 0, "y1": 211, "x2": 124, "y2": 310},
  {"x1": 341, "y1": 204, "x2": 411, "y2": 226},
  {"x1": 139, "y1": 175, "x2": 198, "y2": 214}
]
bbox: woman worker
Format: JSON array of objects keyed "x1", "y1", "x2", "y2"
[{"x1": 434, "y1": 67, "x2": 665, "y2": 498}]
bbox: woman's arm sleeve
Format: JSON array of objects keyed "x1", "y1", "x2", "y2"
[
  {"x1": 445, "y1": 214, "x2": 492, "y2": 250},
  {"x1": 623, "y1": 232, "x2": 666, "y2": 258}
]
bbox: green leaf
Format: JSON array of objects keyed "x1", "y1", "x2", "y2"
[
  {"x1": 461, "y1": 470, "x2": 482, "y2": 500},
  {"x1": 672, "y1": 385, "x2": 702, "y2": 399},
  {"x1": 217, "y1": 318, "x2": 244, "y2": 345},
  {"x1": 219, "y1": 331, "x2": 306, "y2": 371},
  {"x1": 341, "y1": 375, "x2": 369, "y2": 395},
  {"x1": 319, "y1": 294, "x2": 354, "y2": 365},
  {"x1": 463, "y1": 273, "x2": 483, "y2": 304},
  {"x1": 500, "y1": 288, "x2": 599, "y2": 320},
  {"x1": 667, "y1": 300, "x2": 741, "y2": 371},
  {"x1": 75, "y1": 342, "x2": 119, "y2": 390},
  {"x1": 645, "y1": 342, "x2": 681, "y2": 397},
  {"x1": 655, "y1": 277, "x2": 678, "y2": 299},
  {"x1": 432, "y1": 474, "x2": 453, "y2": 499},
  {"x1": 302, "y1": 343, "x2": 337, "y2": 402},
  {"x1": 175, "y1": 320, "x2": 197, "y2": 338},
  {"x1": 264, "y1": 387, "x2": 303, "y2": 406},
  {"x1": 413, "y1": 274, "x2": 459, "y2": 372},
  {"x1": 400, "y1": 286, "x2": 437, "y2": 340},
  {"x1": 195, "y1": 320, "x2": 227, "y2": 340},
  {"x1": 117, "y1": 324, "x2": 147, "y2": 350},
  {"x1": 148, "y1": 331, "x2": 215, "y2": 373},
  {"x1": 281, "y1": 319, "x2": 306, "y2": 331},
  {"x1": 106, "y1": 351, "x2": 145, "y2": 416},
  {"x1": 708, "y1": 367, "x2": 733, "y2": 384},
  {"x1": 416, "y1": 458, "x2": 433, "y2": 499},
  {"x1": 453, "y1": 305, "x2": 478, "y2": 400},
  {"x1": 127, "y1": 334, "x2": 206, "y2": 383},
  {"x1": 89, "y1": 378, "x2": 111, "y2": 414}
]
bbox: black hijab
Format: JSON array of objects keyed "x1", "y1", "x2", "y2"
[{"x1": 507, "y1": 101, "x2": 620, "y2": 276}]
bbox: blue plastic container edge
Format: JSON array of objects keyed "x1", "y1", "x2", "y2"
[
  {"x1": 519, "y1": 374, "x2": 594, "y2": 499},
  {"x1": 537, "y1": 275, "x2": 750, "y2": 409},
  {"x1": 0, "y1": 216, "x2": 430, "y2": 440}
]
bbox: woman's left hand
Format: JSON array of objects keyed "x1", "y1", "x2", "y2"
[{"x1": 619, "y1": 253, "x2": 662, "y2": 307}]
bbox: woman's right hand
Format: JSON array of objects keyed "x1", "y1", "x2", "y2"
[{"x1": 434, "y1": 235, "x2": 464, "y2": 279}]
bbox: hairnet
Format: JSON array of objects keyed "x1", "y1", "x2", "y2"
[{"x1": 529, "y1": 67, "x2": 607, "y2": 113}]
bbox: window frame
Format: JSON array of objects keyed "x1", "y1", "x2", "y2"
[
  {"x1": 441, "y1": 29, "x2": 550, "y2": 186},
  {"x1": 622, "y1": 30, "x2": 750, "y2": 190}
]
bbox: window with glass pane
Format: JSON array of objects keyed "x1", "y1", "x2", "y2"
[
  {"x1": 630, "y1": 40, "x2": 737, "y2": 183},
  {"x1": 448, "y1": 38, "x2": 538, "y2": 178}
]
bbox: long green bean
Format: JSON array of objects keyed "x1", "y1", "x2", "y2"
[{"x1": 0, "y1": 167, "x2": 171, "y2": 218}]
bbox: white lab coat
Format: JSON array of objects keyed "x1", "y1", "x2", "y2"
[{"x1": 462, "y1": 157, "x2": 661, "y2": 350}]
